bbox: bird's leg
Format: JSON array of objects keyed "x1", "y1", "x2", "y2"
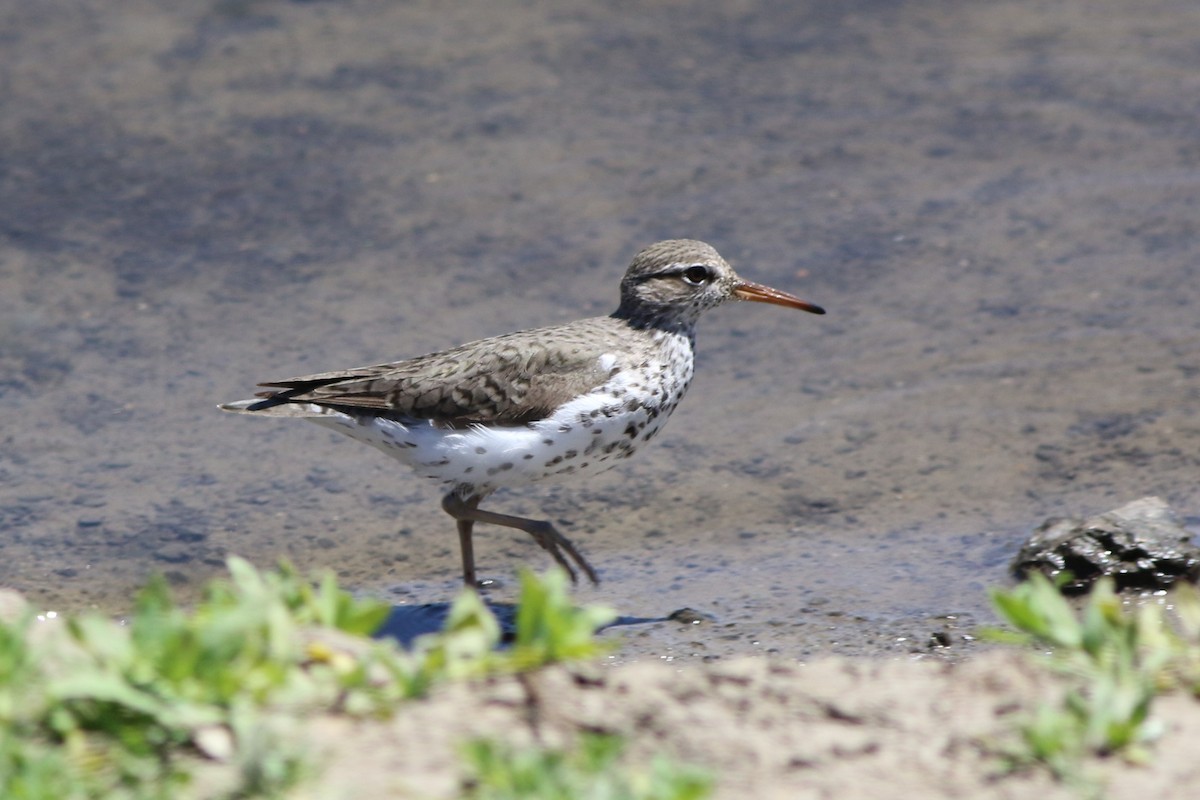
[
  {"x1": 444, "y1": 493, "x2": 480, "y2": 587},
  {"x1": 441, "y1": 492, "x2": 600, "y2": 585},
  {"x1": 457, "y1": 518, "x2": 477, "y2": 586}
]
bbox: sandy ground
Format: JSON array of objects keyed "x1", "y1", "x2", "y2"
[
  {"x1": 3, "y1": 1, "x2": 1200, "y2": 796},
  {"x1": 234, "y1": 651, "x2": 1200, "y2": 800}
]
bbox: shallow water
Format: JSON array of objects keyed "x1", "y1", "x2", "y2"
[{"x1": 2, "y1": 0, "x2": 1198, "y2": 663}]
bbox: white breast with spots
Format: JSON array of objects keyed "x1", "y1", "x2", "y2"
[{"x1": 302, "y1": 331, "x2": 695, "y2": 495}]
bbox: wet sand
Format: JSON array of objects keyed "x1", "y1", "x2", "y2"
[{"x1": 2, "y1": 0, "x2": 1199, "y2": 664}]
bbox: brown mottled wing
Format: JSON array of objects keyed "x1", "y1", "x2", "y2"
[{"x1": 251, "y1": 319, "x2": 624, "y2": 424}]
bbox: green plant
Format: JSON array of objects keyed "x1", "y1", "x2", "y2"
[
  {"x1": 0, "y1": 559, "x2": 620, "y2": 799},
  {"x1": 412, "y1": 567, "x2": 616, "y2": 681},
  {"x1": 28, "y1": 557, "x2": 405, "y2": 798},
  {"x1": 989, "y1": 574, "x2": 1200, "y2": 785},
  {"x1": 460, "y1": 733, "x2": 712, "y2": 800},
  {"x1": 508, "y1": 568, "x2": 617, "y2": 669}
]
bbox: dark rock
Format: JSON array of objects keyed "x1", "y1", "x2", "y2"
[
  {"x1": 1013, "y1": 496, "x2": 1200, "y2": 593},
  {"x1": 668, "y1": 608, "x2": 717, "y2": 625}
]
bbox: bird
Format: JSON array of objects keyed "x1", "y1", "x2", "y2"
[{"x1": 220, "y1": 239, "x2": 824, "y2": 586}]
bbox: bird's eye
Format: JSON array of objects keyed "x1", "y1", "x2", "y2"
[{"x1": 681, "y1": 265, "x2": 711, "y2": 286}]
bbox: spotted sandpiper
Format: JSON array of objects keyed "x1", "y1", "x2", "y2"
[{"x1": 221, "y1": 239, "x2": 824, "y2": 585}]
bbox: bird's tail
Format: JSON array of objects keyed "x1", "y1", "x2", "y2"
[{"x1": 218, "y1": 398, "x2": 333, "y2": 418}]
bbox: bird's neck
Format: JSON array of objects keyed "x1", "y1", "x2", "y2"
[{"x1": 611, "y1": 302, "x2": 700, "y2": 337}]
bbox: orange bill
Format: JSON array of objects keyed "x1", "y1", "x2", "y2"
[{"x1": 733, "y1": 280, "x2": 825, "y2": 314}]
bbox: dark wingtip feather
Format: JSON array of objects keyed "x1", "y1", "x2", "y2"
[{"x1": 245, "y1": 396, "x2": 288, "y2": 412}]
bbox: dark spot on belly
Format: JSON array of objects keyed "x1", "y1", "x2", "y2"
[
  {"x1": 564, "y1": 450, "x2": 577, "y2": 459},
  {"x1": 475, "y1": 446, "x2": 487, "y2": 455},
  {"x1": 523, "y1": 453, "x2": 534, "y2": 460}
]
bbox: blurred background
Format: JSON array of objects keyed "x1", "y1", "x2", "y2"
[{"x1": 2, "y1": 0, "x2": 1197, "y2": 661}]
